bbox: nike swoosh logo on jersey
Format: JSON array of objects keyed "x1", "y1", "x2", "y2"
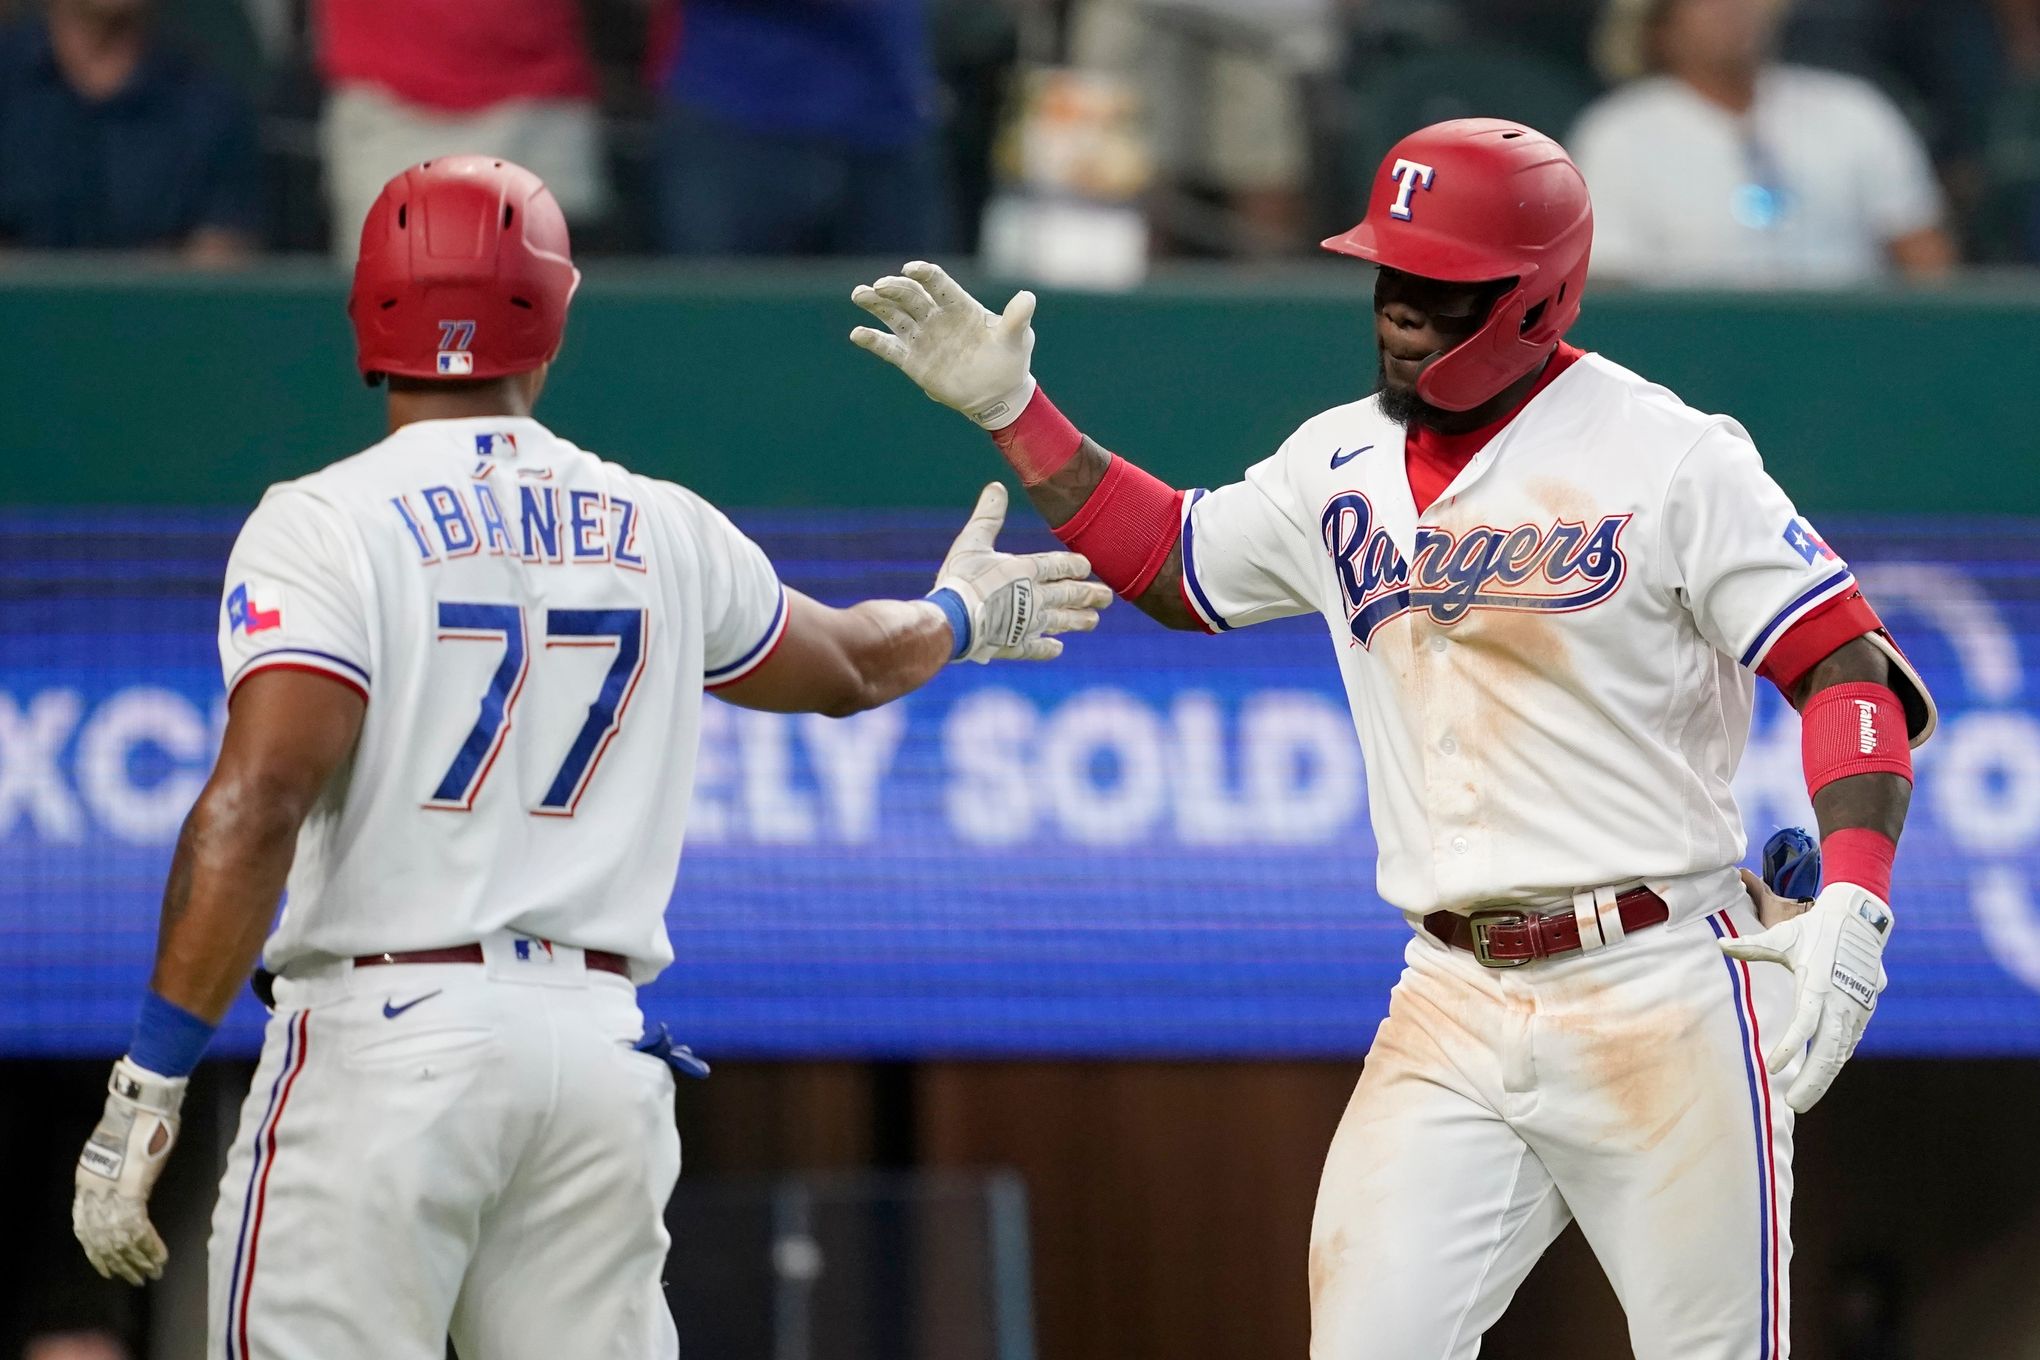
[
  {"x1": 1329, "y1": 444, "x2": 1372, "y2": 469},
  {"x1": 382, "y1": 990, "x2": 442, "y2": 1020}
]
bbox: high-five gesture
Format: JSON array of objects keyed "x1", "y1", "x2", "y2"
[
  {"x1": 850, "y1": 261, "x2": 1040, "y2": 429},
  {"x1": 933, "y1": 483, "x2": 1110, "y2": 662}
]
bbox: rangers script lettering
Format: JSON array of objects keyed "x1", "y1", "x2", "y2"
[{"x1": 1320, "y1": 490, "x2": 1630, "y2": 646}]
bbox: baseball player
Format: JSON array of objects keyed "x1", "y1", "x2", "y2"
[
  {"x1": 68, "y1": 155, "x2": 1109, "y2": 1359},
  {"x1": 850, "y1": 119, "x2": 1931, "y2": 1358}
]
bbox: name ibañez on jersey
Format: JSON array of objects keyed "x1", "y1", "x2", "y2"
[
  {"x1": 385, "y1": 433, "x2": 647, "y2": 573},
  {"x1": 1320, "y1": 491, "x2": 1630, "y2": 647}
]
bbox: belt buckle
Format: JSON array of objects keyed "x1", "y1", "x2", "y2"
[{"x1": 1467, "y1": 909, "x2": 1531, "y2": 969}]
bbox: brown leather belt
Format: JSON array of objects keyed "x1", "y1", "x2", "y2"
[
  {"x1": 353, "y1": 943, "x2": 631, "y2": 978},
  {"x1": 1423, "y1": 887, "x2": 1669, "y2": 968}
]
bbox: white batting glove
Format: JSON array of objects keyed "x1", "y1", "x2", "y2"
[
  {"x1": 73, "y1": 1057, "x2": 187, "y2": 1285},
  {"x1": 850, "y1": 261, "x2": 1040, "y2": 429},
  {"x1": 934, "y1": 483, "x2": 1110, "y2": 662},
  {"x1": 1719, "y1": 882, "x2": 1894, "y2": 1113}
]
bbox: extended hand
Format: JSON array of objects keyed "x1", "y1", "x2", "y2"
[
  {"x1": 936, "y1": 483, "x2": 1110, "y2": 661},
  {"x1": 1719, "y1": 882, "x2": 1893, "y2": 1113},
  {"x1": 850, "y1": 261, "x2": 1040, "y2": 428},
  {"x1": 73, "y1": 1058, "x2": 187, "y2": 1284}
]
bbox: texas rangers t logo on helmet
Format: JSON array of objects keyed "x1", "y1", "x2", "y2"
[{"x1": 1388, "y1": 159, "x2": 1437, "y2": 221}]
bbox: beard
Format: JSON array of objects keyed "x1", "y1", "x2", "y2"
[{"x1": 1375, "y1": 355, "x2": 1437, "y2": 429}]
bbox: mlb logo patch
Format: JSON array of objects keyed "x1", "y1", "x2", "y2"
[
  {"x1": 437, "y1": 351, "x2": 475, "y2": 376},
  {"x1": 225, "y1": 582, "x2": 283, "y2": 636},
  {"x1": 1784, "y1": 517, "x2": 1838, "y2": 564},
  {"x1": 512, "y1": 937, "x2": 556, "y2": 965},
  {"x1": 475, "y1": 432, "x2": 518, "y2": 458}
]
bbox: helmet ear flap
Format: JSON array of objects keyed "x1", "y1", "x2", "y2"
[{"x1": 1415, "y1": 280, "x2": 1535, "y2": 413}]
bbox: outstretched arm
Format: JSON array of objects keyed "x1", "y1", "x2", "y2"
[
  {"x1": 717, "y1": 590, "x2": 956, "y2": 718},
  {"x1": 714, "y1": 483, "x2": 1112, "y2": 717},
  {"x1": 849, "y1": 262, "x2": 1202, "y2": 632},
  {"x1": 1009, "y1": 435, "x2": 1201, "y2": 631}
]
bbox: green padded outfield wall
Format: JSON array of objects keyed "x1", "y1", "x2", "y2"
[{"x1": 4, "y1": 265, "x2": 2037, "y2": 513}]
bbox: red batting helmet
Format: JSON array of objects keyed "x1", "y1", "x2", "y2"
[
  {"x1": 1322, "y1": 118, "x2": 1592, "y2": 412},
  {"x1": 348, "y1": 156, "x2": 581, "y2": 385}
]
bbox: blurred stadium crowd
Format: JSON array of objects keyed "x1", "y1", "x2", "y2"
[{"x1": 1, "y1": 0, "x2": 2037, "y2": 280}]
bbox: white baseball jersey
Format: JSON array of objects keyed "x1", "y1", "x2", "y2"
[
  {"x1": 217, "y1": 415, "x2": 787, "y2": 979},
  {"x1": 1178, "y1": 352, "x2": 1876, "y2": 916}
]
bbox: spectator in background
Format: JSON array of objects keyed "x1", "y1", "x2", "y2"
[
  {"x1": 0, "y1": 0, "x2": 261, "y2": 263},
  {"x1": 317, "y1": 0, "x2": 610, "y2": 259},
  {"x1": 1070, "y1": 0, "x2": 1337, "y2": 256},
  {"x1": 1987, "y1": 0, "x2": 2040, "y2": 260},
  {"x1": 24, "y1": 1333, "x2": 130, "y2": 1360},
  {"x1": 1570, "y1": 0, "x2": 1958, "y2": 285},
  {"x1": 653, "y1": 0, "x2": 949, "y2": 257}
]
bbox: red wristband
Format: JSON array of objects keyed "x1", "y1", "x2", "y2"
[
  {"x1": 1052, "y1": 454, "x2": 1185, "y2": 599},
  {"x1": 1801, "y1": 682, "x2": 1912, "y2": 798},
  {"x1": 989, "y1": 386, "x2": 1083, "y2": 486},
  {"x1": 1820, "y1": 827, "x2": 1896, "y2": 903}
]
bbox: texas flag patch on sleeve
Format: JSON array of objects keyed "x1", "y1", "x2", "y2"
[
  {"x1": 1784, "y1": 517, "x2": 1838, "y2": 565},
  {"x1": 226, "y1": 581, "x2": 284, "y2": 636}
]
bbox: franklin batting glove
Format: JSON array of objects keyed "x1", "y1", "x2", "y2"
[{"x1": 73, "y1": 1057, "x2": 187, "y2": 1284}]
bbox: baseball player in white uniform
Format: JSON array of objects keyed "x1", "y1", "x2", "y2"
[
  {"x1": 68, "y1": 155, "x2": 1109, "y2": 1359},
  {"x1": 850, "y1": 119, "x2": 1933, "y2": 1357}
]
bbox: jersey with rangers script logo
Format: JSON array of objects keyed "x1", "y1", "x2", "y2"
[
  {"x1": 217, "y1": 416, "x2": 786, "y2": 979},
  {"x1": 1177, "y1": 353, "x2": 1876, "y2": 916}
]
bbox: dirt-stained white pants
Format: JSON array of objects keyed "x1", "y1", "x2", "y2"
[
  {"x1": 206, "y1": 940, "x2": 680, "y2": 1360},
  {"x1": 1310, "y1": 889, "x2": 1799, "y2": 1359}
]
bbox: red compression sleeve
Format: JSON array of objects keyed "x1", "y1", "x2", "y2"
[
  {"x1": 989, "y1": 386, "x2": 1083, "y2": 485},
  {"x1": 1802, "y1": 682, "x2": 1913, "y2": 798},
  {"x1": 1821, "y1": 828, "x2": 1896, "y2": 902},
  {"x1": 1802, "y1": 682, "x2": 1909, "y2": 903},
  {"x1": 1053, "y1": 455, "x2": 1185, "y2": 599}
]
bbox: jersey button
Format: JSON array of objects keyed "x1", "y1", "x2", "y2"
[
  {"x1": 1439, "y1": 736, "x2": 1457, "y2": 755},
  {"x1": 1451, "y1": 836, "x2": 1469, "y2": 855},
  {"x1": 1430, "y1": 636, "x2": 1448, "y2": 654}
]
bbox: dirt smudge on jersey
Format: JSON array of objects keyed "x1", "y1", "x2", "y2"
[
  {"x1": 1443, "y1": 604, "x2": 1577, "y2": 764},
  {"x1": 1526, "y1": 478, "x2": 1596, "y2": 525}
]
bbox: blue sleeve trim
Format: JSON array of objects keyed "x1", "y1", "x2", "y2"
[
  {"x1": 705, "y1": 586, "x2": 789, "y2": 683},
  {"x1": 229, "y1": 647, "x2": 371, "y2": 690},
  {"x1": 925, "y1": 587, "x2": 972, "y2": 660},
  {"x1": 1737, "y1": 568, "x2": 1855, "y2": 668},
  {"x1": 129, "y1": 990, "x2": 216, "y2": 1078},
  {"x1": 1180, "y1": 489, "x2": 1232, "y2": 632}
]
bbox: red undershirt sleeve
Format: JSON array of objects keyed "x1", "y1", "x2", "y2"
[{"x1": 1756, "y1": 590, "x2": 1884, "y2": 694}]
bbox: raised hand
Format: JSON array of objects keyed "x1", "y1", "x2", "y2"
[{"x1": 850, "y1": 261, "x2": 1040, "y2": 428}]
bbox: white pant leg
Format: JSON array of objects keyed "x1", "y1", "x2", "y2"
[
  {"x1": 450, "y1": 978, "x2": 681, "y2": 1360},
  {"x1": 1519, "y1": 898, "x2": 1800, "y2": 1360},
  {"x1": 1310, "y1": 936, "x2": 1573, "y2": 1360},
  {"x1": 207, "y1": 967, "x2": 529, "y2": 1360},
  {"x1": 322, "y1": 85, "x2": 609, "y2": 260}
]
